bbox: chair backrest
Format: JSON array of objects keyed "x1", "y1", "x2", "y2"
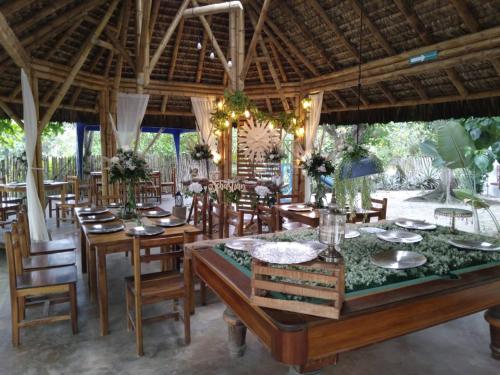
[
  {"x1": 371, "y1": 197, "x2": 388, "y2": 220},
  {"x1": 208, "y1": 200, "x2": 224, "y2": 239},
  {"x1": 224, "y1": 206, "x2": 244, "y2": 237},
  {"x1": 256, "y1": 204, "x2": 277, "y2": 234},
  {"x1": 277, "y1": 193, "x2": 300, "y2": 204},
  {"x1": 193, "y1": 193, "x2": 208, "y2": 234},
  {"x1": 4, "y1": 222, "x2": 23, "y2": 278},
  {"x1": 15, "y1": 211, "x2": 31, "y2": 258},
  {"x1": 66, "y1": 176, "x2": 80, "y2": 202},
  {"x1": 132, "y1": 233, "x2": 186, "y2": 297}
]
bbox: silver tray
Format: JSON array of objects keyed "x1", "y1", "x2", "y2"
[
  {"x1": 377, "y1": 230, "x2": 423, "y2": 244},
  {"x1": 155, "y1": 217, "x2": 186, "y2": 227},
  {"x1": 396, "y1": 219, "x2": 436, "y2": 231},
  {"x1": 447, "y1": 239, "x2": 500, "y2": 252},
  {"x1": 144, "y1": 210, "x2": 171, "y2": 218},
  {"x1": 79, "y1": 207, "x2": 109, "y2": 215},
  {"x1": 371, "y1": 250, "x2": 427, "y2": 270},
  {"x1": 87, "y1": 223, "x2": 125, "y2": 234},
  {"x1": 80, "y1": 214, "x2": 115, "y2": 223},
  {"x1": 226, "y1": 238, "x2": 266, "y2": 252},
  {"x1": 287, "y1": 204, "x2": 313, "y2": 212},
  {"x1": 345, "y1": 230, "x2": 360, "y2": 239},
  {"x1": 249, "y1": 241, "x2": 319, "y2": 264},
  {"x1": 126, "y1": 225, "x2": 164, "y2": 237},
  {"x1": 359, "y1": 227, "x2": 387, "y2": 234},
  {"x1": 136, "y1": 202, "x2": 158, "y2": 209}
]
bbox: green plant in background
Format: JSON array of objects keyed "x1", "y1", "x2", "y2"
[{"x1": 421, "y1": 119, "x2": 499, "y2": 233}]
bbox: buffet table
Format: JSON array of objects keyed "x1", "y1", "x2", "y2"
[{"x1": 186, "y1": 225, "x2": 500, "y2": 374}]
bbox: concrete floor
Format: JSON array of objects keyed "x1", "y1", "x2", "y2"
[{"x1": 0, "y1": 194, "x2": 499, "y2": 374}]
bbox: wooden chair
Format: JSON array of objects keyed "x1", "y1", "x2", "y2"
[
  {"x1": 15, "y1": 216, "x2": 76, "y2": 272},
  {"x1": 47, "y1": 176, "x2": 76, "y2": 218},
  {"x1": 208, "y1": 200, "x2": 225, "y2": 239},
  {"x1": 224, "y1": 206, "x2": 244, "y2": 238},
  {"x1": 89, "y1": 172, "x2": 102, "y2": 206},
  {"x1": 55, "y1": 176, "x2": 90, "y2": 227},
  {"x1": 125, "y1": 234, "x2": 191, "y2": 356},
  {"x1": 18, "y1": 210, "x2": 76, "y2": 256},
  {"x1": 192, "y1": 193, "x2": 208, "y2": 234},
  {"x1": 4, "y1": 224, "x2": 78, "y2": 347},
  {"x1": 256, "y1": 204, "x2": 277, "y2": 234},
  {"x1": 161, "y1": 168, "x2": 176, "y2": 197},
  {"x1": 142, "y1": 171, "x2": 162, "y2": 203},
  {"x1": 348, "y1": 197, "x2": 388, "y2": 223}
]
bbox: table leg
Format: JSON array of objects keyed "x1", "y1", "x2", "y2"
[
  {"x1": 485, "y1": 305, "x2": 500, "y2": 360},
  {"x1": 80, "y1": 227, "x2": 87, "y2": 274},
  {"x1": 288, "y1": 368, "x2": 321, "y2": 375},
  {"x1": 88, "y1": 242, "x2": 97, "y2": 303},
  {"x1": 222, "y1": 308, "x2": 246, "y2": 358},
  {"x1": 98, "y1": 250, "x2": 109, "y2": 336}
]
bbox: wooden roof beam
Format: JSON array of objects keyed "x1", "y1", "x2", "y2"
[
  {"x1": 195, "y1": 15, "x2": 212, "y2": 83},
  {"x1": 104, "y1": 29, "x2": 137, "y2": 74},
  {"x1": 184, "y1": 1, "x2": 243, "y2": 17},
  {"x1": 267, "y1": 39, "x2": 287, "y2": 82},
  {"x1": 450, "y1": 0, "x2": 480, "y2": 32},
  {"x1": 161, "y1": 96, "x2": 168, "y2": 113},
  {"x1": 0, "y1": 99, "x2": 23, "y2": 128},
  {"x1": 264, "y1": 37, "x2": 303, "y2": 79},
  {"x1": 0, "y1": 1, "x2": 38, "y2": 17},
  {"x1": 254, "y1": 58, "x2": 273, "y2": 112},
  {"x1": 148, "y1": 0, "x2": 191, "y2": 84},
  {"x1": 168, "y1": 18, "x2": 185, "y2": 81},
  {"x1": 11, "y1": 0, "x2": 73, "y2": 36},
  {"x1": 240, "y1": 0, "x2": 272, "y2": 82},
  {"x1": 39, "y1": 0, "x2": 120, "y2": 130},
  {"x1": 490, "y1": 59, "x2": 500, "y2": 76},
  {"x1": 0, "y1": 10, "x2": 31, "y2": 73}
]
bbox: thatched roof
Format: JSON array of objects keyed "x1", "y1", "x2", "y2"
[{"x1": 1, "y1": 0, "x2": 500, "y2": 128}]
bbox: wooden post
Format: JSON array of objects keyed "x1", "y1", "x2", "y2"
[{"x1": 99, "y1": 90, "x2": 115, "y2": 200}]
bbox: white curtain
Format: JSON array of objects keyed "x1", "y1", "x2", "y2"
[
  {"x1": 116, "y1": 93, "x2": 149, "y2": 149},
  {"x1": 191, "y1": 96, "x2": 217, "y2": 154},
  {"x1": 303, "y1": 91, "x2": 324, "y2": 202},
  {"x1": 21, "y1": 69, "x2": 49, "y2": 241}
]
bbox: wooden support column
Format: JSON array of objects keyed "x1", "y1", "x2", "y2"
[
  {"x1": 99, "y1": 90, "x2": 116, "y2": 199},
  {"x1": 31, "y1": 74, "x2": 45, "y2": 203}
]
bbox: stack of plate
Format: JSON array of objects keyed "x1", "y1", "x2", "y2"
[
  {"x1": 144, "y1": 210, "x2": 171, "y2": 218},
  {"x1": 377, "y1": 230, "x2": 423, "y2": 244},
  {"x1": 155, "y1": 217, "x2": 185, "y2": 227},
  {"x1": 395, "y1": 219, "x2": 436, "y2": 230},
  {"x1": 136, "y1": 202, "x2": 158, "y2": 210},
  {"x1": 79, "y1": 207, "x2": 109, "y2": 215},
  {"x1": 126, "y1": 226, "x2": 164, "y2": 236},
  {"x1": 87, "y1": 223, "x2": 124, "y2": 234},
  {"x1": 81, "y1": 214, "x2": 115, "y2": 223},
  {"x1": 287, "y1": 204, "x2": 312, "y2": 212}
]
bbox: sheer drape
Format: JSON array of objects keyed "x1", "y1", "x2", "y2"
[
  {"x1": 191, "y1": 96, "x2": 217, "y2": 154},
  {"x1": 21, "y1": 69, "x2": 49, "y2": 241},
  {"x1": 116, "y1": 93, "x2": 149, "y2": 149},
  {"x1": 303, "y1": 91, "x2": 324, "y2": 202}
]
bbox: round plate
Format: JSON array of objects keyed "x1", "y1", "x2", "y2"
[
  {"x1": 359, "y1": 227, "x2": 387, "y2": 234},
  {"x1": 87, "y1": 223, "x2": 125, "y2": 234},
  {"x1": 144, "y1": 210, "x2": 171, "y2": 218},
  {"x1": 126, "y1": 225, "x2": 164, "y2": 237},
  {"x1": 136, "y1": 202, "x2": 158, "y2": 210},
  {"x1": 345, "y1": 230, "x2": 360, "y2": 239},
  {"x1": 155, "y1": 217, "x2": 186, "y2": 227},
  {"x1": 447, "y1": 239, "x2": 500, "y2": 252},
  {"x1": 79, "y1": 207, "x2": 109, "y2": 215},
  {"x1": 249, "y1": 242, "x2": 319, "y2": 264},
  {"x1": 377, "y1": 230, "x2": 423, "y2": 244},
  {"x1": 80, "y1": 214, "x2": 115, "y2": 223},
  {"x1": 396, "y1": 219, "x2": 437, "y2": 231},
  {"x1": 225, "y1": 238, "x2": 266, "y2": 252},
  {"x1": 287, "y1": 204, "x2": 313, "y2": 212},
  {"x1": 106, "y1": 202, "x2": 123, "y2": 208},
  {"x1": 371, "y1": 250, "x2": 427, "y2": 270}
]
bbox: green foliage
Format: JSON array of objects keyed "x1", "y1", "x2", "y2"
[
  {"x1": 300, "y1": 153, "x2": 335, "y2": 178},
  {"x1": 109, "y1": 149, "x2": 150, "y2": 183},
  {"x1": 190, "y1": 143, "x2": 212, "y2": 160},
  {"x1": 462, "y1": 117, "x2": 500, "y2": 162},
  {"x1": 0, "y1": 119, "x2": 21, "y2": 147}
]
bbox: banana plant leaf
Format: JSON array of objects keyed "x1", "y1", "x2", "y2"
[
  {"x1": 453, "y1": 189, "x2": 489, "y2": 209},
  {"x1": 433, "y1": 120, "x2": 475, "y2": 170},
  {"x1": 420, "y1": 140, "x2": 445, "y2": 168}
]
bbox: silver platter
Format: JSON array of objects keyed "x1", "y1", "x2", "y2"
[
  {"x1": 225, "y1": 238, "x2": 266, "y2": 252},
  {"x1": 249, "y1": 241, "x2": 318, "y2": 264},
  {"x1": 79, "y1": 207, "x2": 109, "y2": 215},
  {"x1": 396, "y1": 219, "x2": 436, "y2": 231},
  {"x1": 87, "y1": 223, "x2": 125, "y2": 234},
  {"x1": 136, "y1": 202, "x2": 158, "y2": 209},
  {"x1": 155, "y1": 217, "x2": 186, "y2": 227},
  {"x1": 359, "y1": 227, "x2": 387, "y2": 234},
  {"x1": 377, "y1": 230, "x2": 423, "y2": 244},
  {"x1": 345, "y1": 230, "x2": 360, "y2": 239},
  {"x1": 371, "y1": 250, "x2": 427, "y2": 270},
  {"x1": 126, "y1": 225, "x2": 165, "y2": 237},
  {"x1": 287, "y1": 204, "x2": 313, "y2": 212},
  {"x1": 447, "y1": 239, "x2": 500, "y2": 252},
  {"x1": 144, "y1": 210, "x2": 171, "y2": 218},
  {"x1": 81, "y1": 214, "x2": 115, "y2": 223}
]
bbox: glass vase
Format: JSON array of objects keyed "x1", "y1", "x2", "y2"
[
  {"x1": 314, "y1": 176, "x2": 326, "y2": 209},
  {"x1": 318, "y1": 200, "x2": 346, "y2": 262},
  {"x1": 122, "y1": 181, "x2": 137, "y2": 219}
]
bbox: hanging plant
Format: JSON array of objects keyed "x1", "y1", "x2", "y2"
[
  {"x1": 338, "y1": 137, "x2": 383, "y2": 180},
  {"x1": 223, "y1": 89, "x2": 251, "y2": 115},
  {"x1": 190, "y1": 143, "x2": 213, "y2": 161}
]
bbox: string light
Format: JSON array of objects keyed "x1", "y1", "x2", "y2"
[
  {"x1": 230, "y1": 111, "x2": 236, "y2": 119},
  {"x1": 217, "y1": 100, "x2": 224, "y2": 110},
  {"x1": 224, "y1": 119, "x2": 230, "y2": 128},
  {"x1": 302, "y1": 97, "x2": 312, "y2": 110},
  {"x1": 295, "y1": 127, "x2": 305, "y2": 137},
  {"x1": 269, "y1": 121, "x2": 274, "y2": 130},
  {"x1": 244, "y1": 109, "x2": 250, "y2": 118}
]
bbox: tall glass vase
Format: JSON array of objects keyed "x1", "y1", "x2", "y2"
[
  {"x1": 122, "y1": 180, "x2": 137, "y2": 219},
  {"x1": 314, "y1": 175, "x2": 326, "y2": 209}
]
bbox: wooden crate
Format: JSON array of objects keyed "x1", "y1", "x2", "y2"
[{"x1": 250, "y1": 258, "x2": 344, "y2": 319}]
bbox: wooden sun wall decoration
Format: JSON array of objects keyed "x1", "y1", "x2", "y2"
[{"x1": 238, "y1": 117, "x2": 280, "y2": 162}]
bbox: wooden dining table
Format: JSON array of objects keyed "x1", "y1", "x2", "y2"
[
  {"x1": 277, "y1": 203, "x2": 380, "y2": 228},
  {"x1": 0, "y1": 180, "x2": 68, "y2": 195},
  {"x1": 75, "y1": 207, "x2": 201, "y2": 336}
]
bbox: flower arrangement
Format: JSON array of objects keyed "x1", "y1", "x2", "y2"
[
  {"x1": 300, "y1": 153, "x2": 335, "y2": 178},
  {"x1": 109, "y1": 148, "x2": 150, "y2": 217},
  {"x1": 190, "y1": 143, "x2": 213, "y2": 161},
  {"x1": 188, "y1": 182, "x2": 204, "y2": 194},
  {"x1": 264, "y1": 145, "x2": 286, "y2": 163}
]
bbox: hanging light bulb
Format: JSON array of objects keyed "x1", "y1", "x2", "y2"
[
  {"x1": 228, "y1": 59, "x2": 233, "y2": 68},
  {"x1": 196, "y1": 41, "x2": 202, "y2": 50},
  {"x1": 209, "y1": 51, "x2": 215, "y2": 60},
  {"x1": 295, "y1": 127, "x2": 305, "y2": 137},
  {"x1": 244, "y1": 109, "x2": 250, "y2": 118},
  {"x1": 302, "y1": 97, "x2": 312, "y2": 110},
  {"x1": 269, "y1": 121, "x2": 274, "y2": 130},
  {"x1": 217, "y1": 100, "x2": 224, "y2": 111}
]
